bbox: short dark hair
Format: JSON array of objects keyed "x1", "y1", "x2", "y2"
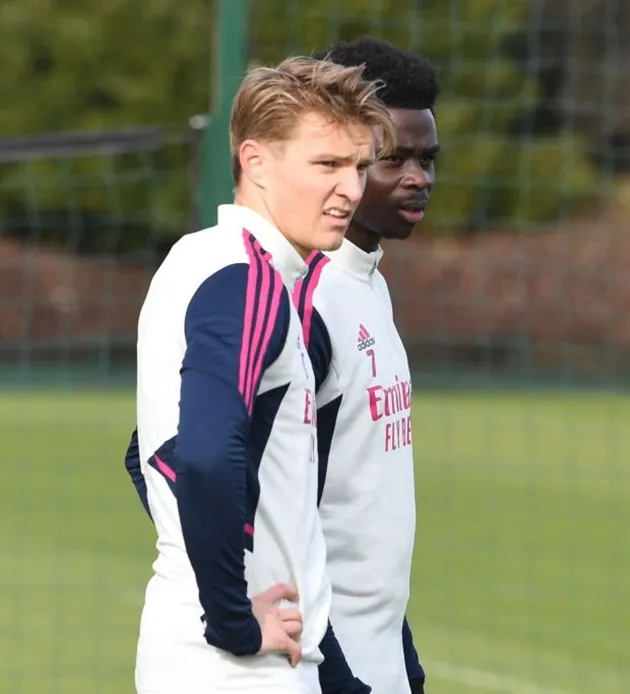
[{"x1": 315, "y1": 36, "x2": 439, "y2": 112}]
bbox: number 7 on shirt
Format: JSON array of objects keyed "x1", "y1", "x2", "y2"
[{"x1": 365, "y1": 348, "x2": 377, "y2": 378}]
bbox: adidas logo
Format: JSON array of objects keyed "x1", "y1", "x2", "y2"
[{"x1": 357, "y1": 324, "x2": 376, "y2": 351}]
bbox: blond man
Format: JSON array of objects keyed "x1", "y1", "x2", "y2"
[{"x1": 130, "y1": 57, "x2": 394, "y2": 694}]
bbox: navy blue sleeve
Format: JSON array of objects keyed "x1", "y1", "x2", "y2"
[
  {"x1": 304, "y1": 306, "x2": 342, "y2": 504},
  {"x1": 174, "y1": 262, "x2": 289, "y2": 657},
  {"x1": 306, "y1": 307, "x2": 333, "y2": 391},
  {"x1": 315, "y1": 394, "x2": 342, "y2": 506},
  {"x1": 124, "y1": 428, "x2": 152, "y2": 519},
  {"x1": 319, "y1": 622, "x2": 372, "y2": 694},
  {"x1": 403, "y1": 616, "x2": 426, "y2": 690},
  {"x1": 300, "y1": 291, "x2": 368, "y2": 692},
  {"x1": 315, "y1": 404, "x2": 359, "y2": 693},
  {"x1": 294, "y1": 252, "x2": 332, "y2": 390}
]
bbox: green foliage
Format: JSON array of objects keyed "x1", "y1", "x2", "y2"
[
  {"x1": 0, "y1": 0, "x2": 602, "y2": 247},
  {"x1": 252, "y1": 0, "x2": 600, "y2": 232},
  {"x1": 0, "y1": 0, "x2": 212, "y2": 135},
  {"x1": 0, "y1": 0, "x2": 213, "y2": 252}
]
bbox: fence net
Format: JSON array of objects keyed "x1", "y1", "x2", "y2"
[{"x1": 1, "y1": 1, "x2": 628, "y2": 692}]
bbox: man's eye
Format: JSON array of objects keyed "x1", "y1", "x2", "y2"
[
  {"x1": 317, "y1": 161, "x2": 336, "y2": 168},
  {"x1": 381, "y1": 156, "x2": 402, "y2": 165}
]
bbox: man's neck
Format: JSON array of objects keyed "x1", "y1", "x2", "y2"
[
  {"x1": 233, "y1": 191, "x2": 272, "y2": 227},
  {"x1": 344, "y1": 221, "x2": 381, "y2": 254},
  {"x1": 233, "y1": 191, "x2": 310, "y2": 259}
]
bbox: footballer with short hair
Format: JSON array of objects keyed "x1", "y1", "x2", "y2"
[
  {"x1": 298, "y1": 36, "x2": 440, "y2": 694},
  {"x1": 128, "y1": 54, "x2": 393, "y2": 694}
]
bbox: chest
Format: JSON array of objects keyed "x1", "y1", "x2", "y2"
[
  {"x1": 330, "y1": 283, "x2": 410, "y2": 392},
  {"x1": 325, "y1": 283, "x2": 413, "y2": 462},
  {"x1": 259, "y1": 304, "x2": 317, "y2": 428}
]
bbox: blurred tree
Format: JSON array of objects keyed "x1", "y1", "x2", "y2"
[
  {"x1": 0, "y1": 0, "x2": 213, "y2": 253},
  {"x1": 0, "y1": 0, "x2": 212, "y2": 134},
  {"x1": 515, "y1": 0, "x2": 630, "y2": 175},
  {"x1": 0, "y1": 0, "x2": 603, "y2": 249},
  {"x1": 252, "y1": 0, "x2": 599, "y2": 233}
]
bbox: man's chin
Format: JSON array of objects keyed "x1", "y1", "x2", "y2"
[
  {"x1": 353, "y1": 214, "x2": 417, "y2": 242},
  {"x1": 381, "y1": 222, "x2": 417, "y2": 241},
  {"x1": 319, "y1": 229, "x2": 346, "y2": 252}
]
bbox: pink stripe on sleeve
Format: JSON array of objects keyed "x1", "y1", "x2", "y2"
[
  {"x1": 242, "y1": 239, "x2": 272, "y2": 412},
  {"x1": 238, "y1": 230, "x2": 286, "y2": 415},
  {"x1": 247, "y1": 241, "x2": 284, "y2": 414},
  {"x1": 154, "y1": 455, "x2": 176, "y2": 483},
  {"x1": 291, "y1": 250, "x2": 319, "y2": 306},
  {"x1": 238, "y1": 230, "x2": 259, "y2": 405},
  {"x1": 300, "y1": 255, "x2": 330, "y2": 349}
]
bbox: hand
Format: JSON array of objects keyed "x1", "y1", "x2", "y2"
[{"x1": 252, "y1": 583, "x2": 303, "y2": 667}]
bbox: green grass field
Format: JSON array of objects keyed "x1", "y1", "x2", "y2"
[{"x1": 1, "y1": 388, "x2": 628, "y2": 693}]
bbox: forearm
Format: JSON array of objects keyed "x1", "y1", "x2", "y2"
[
  {"x1": 124, "y1": 428, "x2": 152, "y2": 519},
  {"x1": 176, "y1": 370, "x2": 260, "y2": 656},
  {"x1": 402, "y1": 616, "x2": 425, "y2": 691},
  {"x1": 318, "y1": 621, "x2": 372, "y2": 694}
]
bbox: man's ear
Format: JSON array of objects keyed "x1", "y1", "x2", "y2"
[{"x1": 239, "y1": 139, "x2": 268, "y2": 189}]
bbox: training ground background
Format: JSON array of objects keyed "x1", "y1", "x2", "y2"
[{"x1": 0, "y1": 387, "x2": 627, "y2": 694}]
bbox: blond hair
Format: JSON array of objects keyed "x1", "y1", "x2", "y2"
[{"x1": 230, "y1": 56, "x2": 396, "y2": 183}]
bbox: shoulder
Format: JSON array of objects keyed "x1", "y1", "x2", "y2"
[
  {"x1": 293, "y1": 251, "x2": 329, "y2": 306},
  {"x1": 372, "y1": 269, "x2": 390, "y2": 295},
  {"x1": 372, "y1": 270, "x2": 393, "y2": 312},
  {"x1": 150, "y1": 225, "x2": 289, "y2": 306},
  {"x1": 292, "y1": 252, "x2": 335, "y2": 340},
  {"x1": 163, "y1": 225, "x2": 252, "y2": 274},
  {"x1": 294, "y1": 252, "x2": 348, "y2": 327}
]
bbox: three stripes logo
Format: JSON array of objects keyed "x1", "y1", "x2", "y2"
[{"x1": 357, "y1": 324, "x2": 376, "y2": 351}]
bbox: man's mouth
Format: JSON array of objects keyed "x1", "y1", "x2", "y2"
[
  {"x1": 323, "y1": 207, "x2": 352, "y2": 228},
  {"x1": 397, "y1": 199, "x2": 428, "y2": 224},
  {"x1": 323, "y1": 207, "x2": 351, "y2": 219}
]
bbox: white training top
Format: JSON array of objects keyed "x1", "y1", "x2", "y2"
[
  {"x1": 294, "y1": 238, "x2": 417, "y2": 694},
  {"x1": 134, "y1": 204, "x2": 329, "y2": 693}
]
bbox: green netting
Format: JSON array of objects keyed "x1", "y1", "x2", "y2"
[
  {"x1": 1, "y1": 1, "x2": 629, "y2": 693},
  {"x1": 248, "y1": 9, "x2": 630, "y2": 689},
  {"x1": 0, "y1": 127, "x2": 200, "y2": 385}
]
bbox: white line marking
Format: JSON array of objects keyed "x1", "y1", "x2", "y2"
[{"x1": 427, "y1": 659, "x2": 573, "y2": 694}]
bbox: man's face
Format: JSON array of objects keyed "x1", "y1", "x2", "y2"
[
  {"x1": 353, "y1": 108, "x2": 439, "y2": 241},
  {"x1": 260, "y1": 112, "x2": 376, "y2": 257}
]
